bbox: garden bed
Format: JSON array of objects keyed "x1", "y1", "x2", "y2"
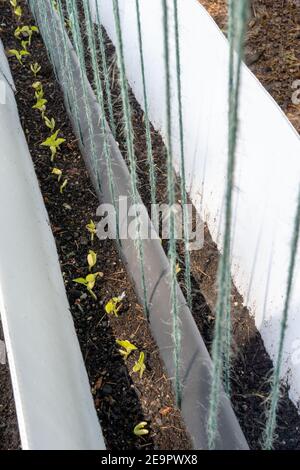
[
  {"x1": 199, "y1": 0, "x2": 300, "y2": 133},
  {"x1": 0, "y1": 0, "x2": 192, "y2": 451},
  {"x1": 1, "y1": 0, "x2": 300, "y2": 450}
]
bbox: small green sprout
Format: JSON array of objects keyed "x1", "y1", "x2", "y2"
[
  {"x1": 44, "y1": 116, "x2": 56, "y2": 132},
  {"x1": 41, "y1": 130, "x2": 66, "y2": 162},
  {"x1": 60, "y1": 179, "x2": 68, "y2": 194},
  {"x1": 105, "y1": 292, "x2": 125, "y2": 317},
  {"x1": 132, "y1": 352, "x2": 146, "y2": 379},
  {"x1": 15, "y1": 25, "x2": 38, "y2": 45},
  {"x1": 176, "y1": 263, "x2": 181, "y2": 275},
  {"x1": 14, "y1": 5, "x2": 22, "y2": 20},
  {"x1": 87, "y1": 250, "x2": 97, "y2": 271},
  {"x1": 34, "y1": 87, "x2": 44, "y2": 100},
  {"x1": 116, "y1": 339, "x2": 137, "y2": 359},
  {"x1": 30, "y1": 62, "x2": 41, "y2": 77},
  {"x1": 73, "y1": 272, "x2": 103, "y2": 300},
  {"x1": 8, "y1": 49, "x2": 29, "y2": 65},
  {"x1": 32, "y1": 81, "x2": 42, "y2": 91},
  {"x1": 86, "y1": 219, "x2": 97, "y2": 242},
  {"x1": 32, "y1": 98, "x2": 47, "y2": 117},
  {"x1": 21, "y1": 40, "x2": 29, "y2": 52},
  {"x1": 52, "y1": 167, "x2": 62, "y2": 182},
  {"x1": 10, "y1": 0, "x2": 18, "y2": 7},
  {"x1": 133, "y1": 422, "x2": 149, "y2": 437}
]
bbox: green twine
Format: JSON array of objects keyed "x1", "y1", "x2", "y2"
[
  {"x1": 207, "y1": 0, "x2": 248, "y2": 449},
  {"x1": 112, "y1": 0, "x2": 149, "y2": 319},
  {"x1": 173, "y1": 0, "x2": 192, "y2": 312},
  {"x1": 262, "y1": 186, "x2": 300, "y2": 450},
  {"x1": 65, "y1": 0, "x2": 101, "y2": 193},
  {"x1": 56, "y1": 0, "x2": 81, "y2": 136},
  {"x1": 162, "y1": 0, "x2": 181, "y2": 408},
  {"x1": 36, "y1": 1, "x2": 55, "y2": 68},
  {"x1": 222, "y1": 0, "x2": 236, "y2": 397},
  {"x1": 95, "y1": 0, "x2": 117, "y2": 138},
  {"x1": 82, "y1": 0, "x2": 120, "y2": 243},
  {"x1": 135, "y1": 0, "x2": 158, "y2": 230}
]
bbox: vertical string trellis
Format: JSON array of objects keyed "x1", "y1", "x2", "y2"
[
  {"x1": 56, "y1": 0, "x2": 82, "y2": 142},
  {"x1": 135, "y1": 0, "x2": 158, "y2": 230},
  {"x1": 112, "y1": 0, "x2": 149, "y2": 319},
  {"x1": 162, "y1": 0, "x2": 182, "y2": 408},
  {"x1": 65, "y1": 0, "x2": 102, "y2": 194},
  {"x1": 173, "y1": 0, "x2": 192, "y2": 311},
  {"x1": 207, "y1": 0, "x2": 248, "y2": 449},
  {"x1": 82, "y1": 0, "x2": 120, "y2": 243},
  {"x1": 262, "y1": 186, "x2": 300, "y2": 450},
  {"x1": 95, "y1": 0, "x2": 117, "y2": 138}
]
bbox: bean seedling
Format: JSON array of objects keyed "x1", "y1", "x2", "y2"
[
  {"x1": 87, "y1": 250, "x2": 97, "y2": 271},
  {"x1": 41, "y1": 130, "x2": 66, "y2": 161},
  {"x1": 30, "y1": 62, "x2": 41, "y2": 78},
  {"x1": 34, "y1": 86, "x2": 44, "y2": 101},
  {"x1": 86, "y1": 219, "x2": 97, "y2": 242},
  {"x1": 32, "y1": 81, "x2": 42, "y2": 91},
  {"x1": 21, "y1": 40, "x2": 29, "y2": 52},
  {"x1": 10, "y1": 1, "x2": 22, "y2": 20},
  {"x1": 132, "y1": 352, "x2": 146, "y2": 379},
  {"x1": 32, "y1": 98, "x2": 47, "y2": 117},
  {"x1": 60, "y1": 179, "x2": 68, "y2": 194},
  {"x1": 105, "y1": 292, "x2": 126, "y2": 317},
  {"x1": 8, "y1": 48, "x2": 29, "y2": 65},
  {"x1": 116, "y1": 340, "x2": 137, "y2": 359},
  {"x1": 133, "y1": 422, "x2": 149, "y2": 437},
  {"x1": 14, "y1": 25, "x2": 38, "y2": 46},
  {"x1": 52, "y1": 168, "x2": 62, "y2": 182},
  {"x1": 44, "y1": 116, "x2": 56, "y2": 132},
  {"x1": 73, "y1": 272, "x2": 103, "y2": 300}
]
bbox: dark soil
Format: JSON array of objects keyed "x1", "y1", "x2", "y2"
[
  {"x1": 0, "y1": 322, "x2": 20, "y2": 450},
  {"x1": 0, "y1": 0, "x2": 191, "y2": 451},
  {"x1": 199, "y1": 0, "x2": 300, "y2": 133}
]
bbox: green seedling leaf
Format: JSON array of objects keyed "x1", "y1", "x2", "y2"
[
  {"x1": 87, "y1": 250, "x2": 97, "y2": 271},
  {"x1": 105, "y1": 292, "x2": 126, "y2": 317},
  {"x1": 73, "y1": 272, "x2": 103, "y2": 300},
  {"x1": 52, "y1": 167, "x2": 62, "y2": 182},
  {"x1": 14, "y1": 5, "x2": 22, "y2": 19},
  {"x1": 86, "y1": 219, "x2": 97, "y2": 242},
  {"x1": 16, "y1": 25, "x2": 39, "y2": 45},
  {"x1": 35, "y1": 88, "x2": 44, "y2": 100},
  {"x1": 116, "y1": 339, "x2": 137, "y2": 360},
  {"x1": 133, "y1": 422, "x2": 149, "y2": 437},
  {"x1": 60, "y1": 179, "x2": 68, "y2": 194},
  {"x1": 32, "y1": 98, "x2": 47, "y2": 112},
  {"x1": 41, "y1": 130, "x2": 66, "y2": 162},
  {"x1": 44, "y1": 116, "x2": 56, "y2": 131},
  {"x1": 132, "y1": 352, "x2": 146, "y2": 379},
  {"x1": 30, "y1": 62, "x2": 41, "y2": 77},
  {"x1": 32, "y1": 81, "x2": 42, "y2": 91},
  {"x1": 8, "y1": 48, "x2": 29, "y2": 65},
  {"x1": 21, "y1": 40, "x2": 29, "y2": 51}
]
